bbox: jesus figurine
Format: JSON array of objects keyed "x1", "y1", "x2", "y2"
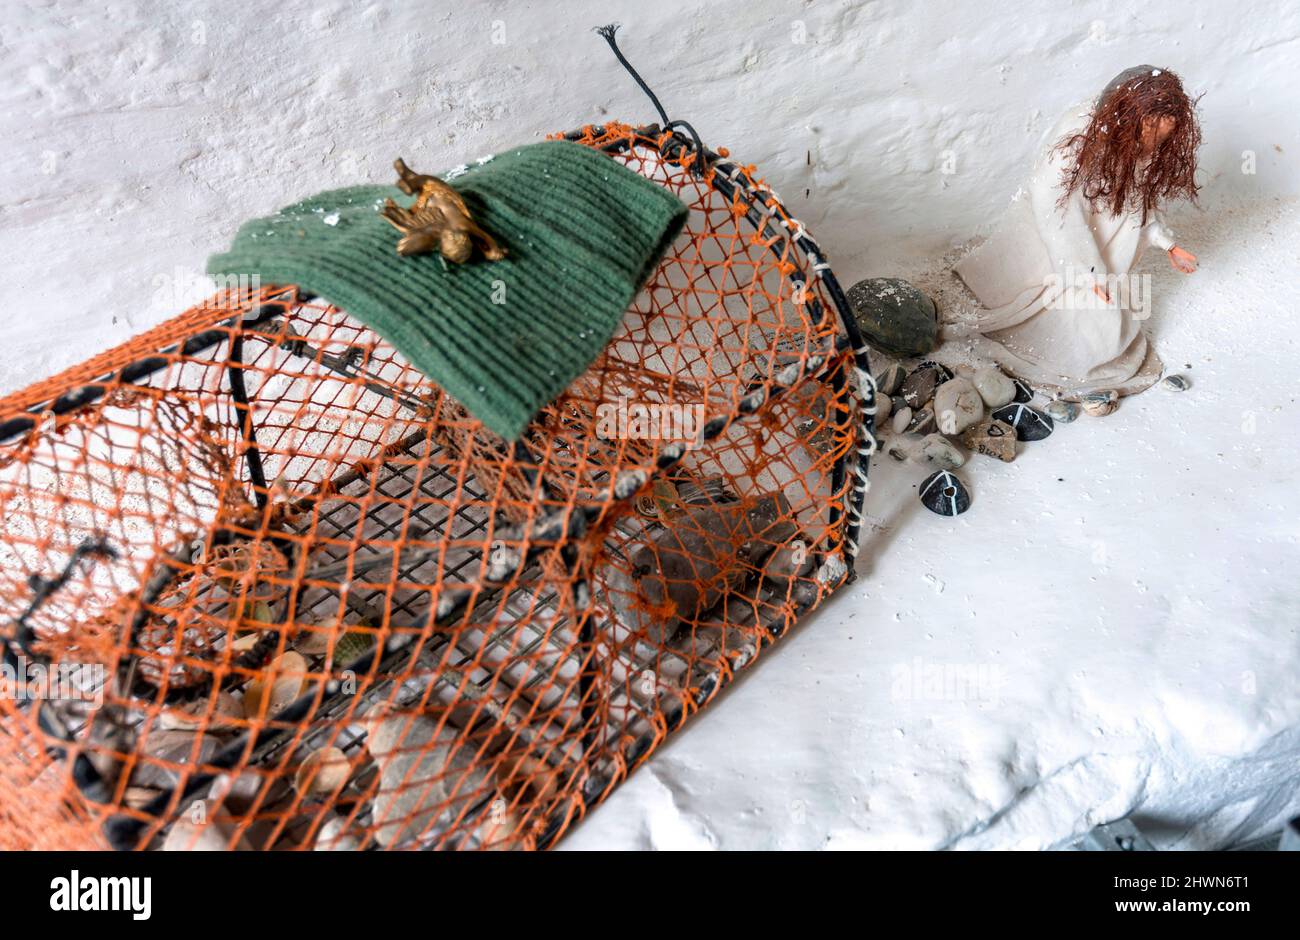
[{"x1": 954, "y1": 65, "x2": 1202, "y2": 403}]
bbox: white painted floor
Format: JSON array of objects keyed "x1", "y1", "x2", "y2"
[{"x1": 563, "y1": 195, "x2": 1300, "y2": 849}]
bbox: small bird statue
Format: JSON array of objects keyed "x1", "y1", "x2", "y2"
[{"x1": 380, "y1": 157, "x2": 507, "y2": 263}]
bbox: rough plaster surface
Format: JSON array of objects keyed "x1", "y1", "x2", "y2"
[
  {"x1": 2, "y1": 0, "x2": 1298, "y2": 849},
  {"x1": 4, "y1": 0, "x2": 1296, "y2": 389}
]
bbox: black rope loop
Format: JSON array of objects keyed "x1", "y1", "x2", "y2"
[{"x1": 594, "y1": 24, "x2": 707, "y2": 173}]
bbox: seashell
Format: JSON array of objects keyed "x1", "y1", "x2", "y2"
[
  {"x1": 229, "y1": 599, "x2": 275, "y2": 653},
  {"x1": 366, "y1": 712, "x2": 493, "y2": 848},
  {"x1": 207, "y1": 770, "x2": 280, "y2": 817},
  {"x1": 290, "y1": 613, "x2": 337, "y2": 656},
  {"x1": 919, "y1": 470, "x2": 971, "y2": 517},
  {"x1": 1161, "y1": 373, "x2": 1190, "y2": 392},
  {"x1": 159, "y1": 691, "x2": 242, "y2": 732},
  {"x1": 124, "y1": 786, "x2": 161, "y2": 811},
  {"x1": 313, "y1": 814, "x2": 361, "y2": 851},
  {"x1": 290, "y1": 602, "x2": 373, "y2": 658},
  {"x1": 331, "y1": 630, "x2": 375, "y2": 669},
  {"x1": 245, "y1": 600, "x2": 275, "y2": 624},
  {"x1": 294, "y1": 746, "x2": 351, "y2": 796},
  {"x1": 133, "y1": 729, "x2": 219, "y2": 789},
  {"x1": 243, "y1": 650, "x2": 312, "y2": 718},
  {"x1": 1045, "y1": 400, "x2": 1080, "y2": 423},
  {"x1": 1080, "y1": 389, "x2": 1120, "y2": 416},
  {"x1": 137, "y1": 611, "x2": 225, "y2": 690},
  {"x1": 162, "y1": 808, "x2": 250, "y2": 851},
  {"x1": 230, "y1": 631, "x2": 264, "y2": 654}
]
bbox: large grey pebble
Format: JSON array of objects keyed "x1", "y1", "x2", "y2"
[
  {"x1": 933, "y1": 377, "x2": 984, "y2": 435},
  {"x1": 845, "y1": 278, "x2": 938, "y2": 358},
  {"x1": 973, "y1": 366, "x2": 1016, "y2": 409},
  {"x1": 914, "y1": 433, "x2": 966, "y2": 470}
]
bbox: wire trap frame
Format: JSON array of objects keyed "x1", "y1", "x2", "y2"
[{"x1": 0, "y1": 123, "x2": 877, "y2": 850}]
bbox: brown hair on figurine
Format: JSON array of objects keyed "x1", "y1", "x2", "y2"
[{"x1": 1055, "y1": 65, "x2": 1202, "y2": 224}]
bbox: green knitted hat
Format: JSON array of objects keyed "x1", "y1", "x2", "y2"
[{"x1": 207, "y1": 140, "x2": 688, "y2": 440}]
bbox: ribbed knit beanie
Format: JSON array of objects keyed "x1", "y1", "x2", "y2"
[{"x1": 207, "y1": 140, "x2": 688, "y2": 440}]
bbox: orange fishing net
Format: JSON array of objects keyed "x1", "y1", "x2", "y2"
[{"x1": 0, "y1": 124, "x2": 874, "y2": 850}]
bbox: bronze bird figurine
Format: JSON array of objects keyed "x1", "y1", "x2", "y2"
[{"x1": 381, "y1": 157, "x2": 507, "y2": 264}]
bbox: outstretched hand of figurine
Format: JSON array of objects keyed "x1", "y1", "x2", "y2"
[{"x1": 1168, "y1": 245, "x2": 1198, "y2": 274}]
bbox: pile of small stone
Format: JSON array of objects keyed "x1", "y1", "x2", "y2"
[
  {"x1": 847, "y1": 275, "x2": 1193, "y2": 517},
  {"x1": 872, "y1": 359, "x2": 1055, "y2": 516},
  {"x1": 873, "y1": 358, "x2": 1194, "y2": 515}
]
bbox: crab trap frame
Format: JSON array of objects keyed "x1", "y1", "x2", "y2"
[{"x1": 0, "y1": 123, "x2": 877, "y2": 850}]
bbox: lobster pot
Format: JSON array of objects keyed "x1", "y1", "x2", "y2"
[{"x1": 0, "y1": 124, "x2": 873, "y2": 850}]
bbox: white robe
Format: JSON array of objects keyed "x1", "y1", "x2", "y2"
[{"x1": 954, "y1": 103, "x2": 1172, "y2": 397}]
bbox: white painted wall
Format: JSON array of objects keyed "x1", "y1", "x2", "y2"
[{"x1": 2, "y1": 0, "x2": 1296, "y2": 393}]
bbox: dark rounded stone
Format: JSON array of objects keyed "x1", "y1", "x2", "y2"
[
  {"x1": 1012, "y1": 378, "x2": 1034, "y2": 403},
  {"x1": 906, "y1": 404, "x2": 936, "y2": 434},
  {"x1": 919, "y1": 470, "x2": 971, "y2": 516},
  {"x1": 845, "y1": 277, "x2": 939, "y2": 358},
  {"x1": 914, "y1": 360, "x2": 954, "y2": 383},
  {"x1": 874, "y1": 362, "x2": 906, "y2": 396},
  {"x1": 992, "y1": 403, "x2": 1054, "y2": 441},
  {"x1": 901, "y1": 365, "x2": 946, "y2": 409}
]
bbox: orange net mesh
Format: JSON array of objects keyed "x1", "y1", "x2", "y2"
[{"x1": 0, "y1": 124, "x2": 868, "y2": 850}]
